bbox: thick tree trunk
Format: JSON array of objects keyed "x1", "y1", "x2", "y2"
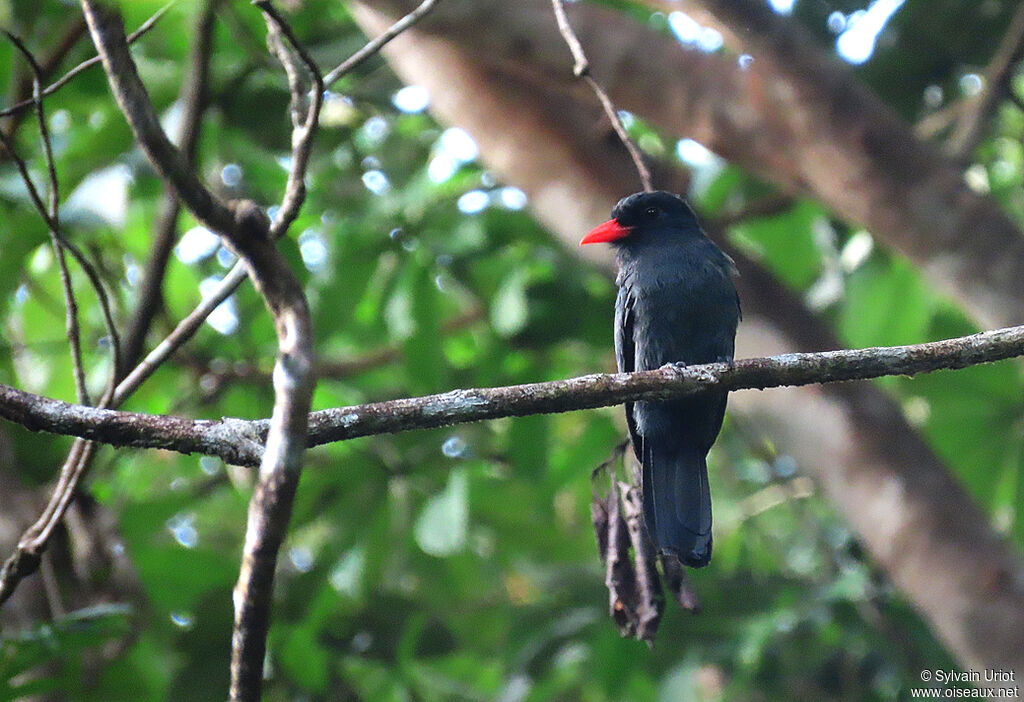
[{"x1": 357, "y1": 0, "x2": 1024, "y2": 332}]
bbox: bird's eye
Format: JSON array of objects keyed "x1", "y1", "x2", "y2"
[{"x1": 645, "y1": 207, "x2": 659, "y2": 217}]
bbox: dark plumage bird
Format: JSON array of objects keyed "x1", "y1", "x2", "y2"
[{"x1": 581, "y1": 191, "x2": 740, "y2": 567}]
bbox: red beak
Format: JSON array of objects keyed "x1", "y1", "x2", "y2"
[{"x1": 580, "y1": 218, "x2": 632, "y2": 245}]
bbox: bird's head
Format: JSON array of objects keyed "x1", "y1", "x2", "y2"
[{"x1": 579, "y1": 191, "x2": 701, "y2": 248}]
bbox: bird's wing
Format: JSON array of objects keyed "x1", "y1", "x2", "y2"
[
  {"x1": 718, "y1": 245, "x2": 743, "y2": 322},
  {"x1": 614, "y1": 285, "x2": 635, "y2": 374},
  {"x1": 615, "y1": 285, "x2": 643, "y2": 458}
]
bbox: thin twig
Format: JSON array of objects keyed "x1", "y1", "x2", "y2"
[
  {"x1": 4, "y1": 35, "x2": 62, "y2": 218},
  {"x1": 114, "y1": 265, "x2": 247, "y2": 406},
  {"x1": 117, "y1": 0, "x2": 443, "y2": 403},
  {"x1": 0, "y1": 56, "x2": 121, "y2": 400},
  {"x1": 323, "y1": 0, "x2": 441, "y2": 87},
  {"x1": 82, "y1": 0, "x2": 237, "y2": 236},
  {"x1": 0, "y1": 0, "x2": 174, "y2": 613},
  {"x1": 253, "y1": 0, "x2": 325, "y2": 239},
  {"x1": 947, "y1": 0, "x2": 1024, "y2": 158},
  {"x1": 0, "y1": 132, "x2": 124, "y2": 391},
  {"x1": 2, "y1": 31, "x2": 90, "y2": 404},
  {"x1": 2, "y1": 16, "x2": 87, "y2": 138},
  {"x1": 1, "y1": 323, "x2": 1024, "y2": 468},
  {"x1": 115, "y1": 0, "x2": 446, "y2": 402},
  {"x1": 227, "y1": 7, "x2": 323, "y2": 697},
  {"x1": 0, "y1": 4, "x2": 172, "y2": 120},
  {"x1": 190, "y1": 306, "x2": 484, "y2": 391},
  {"x1": 120, "y1": 0, "x2": 218, "y2": 372},
  {"x1": 550, "y1": 0, "x2": 652, "y2": 192}
]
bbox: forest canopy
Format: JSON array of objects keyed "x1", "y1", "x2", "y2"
[{"x1": 1, "y1": 1, "x2": 1023, "y2": 700}]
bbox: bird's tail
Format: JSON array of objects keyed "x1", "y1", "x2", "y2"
[{"x1": 640, "y1": 441, "x2": 713, "y2": 567}]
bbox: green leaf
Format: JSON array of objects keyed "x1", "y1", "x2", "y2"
[
  {"x1": 385, "y1": 263, "x2": 417, "y2": 340},
  {"x1": 278, "y1": 623, "x2": 330, "y2": 692},
  {"x1": 507, "y1": 414, "x2": 549, "y2": 479},
  {"x1": 490, "y1": 269, "x2": 529, "y2": 337},
  {"x1": 404, "y1": 263, "x2": 444, "y2": 392},
  {"x1": 339, "y1": 658, "x2": 411, "y2": 702},
  {"x1": 414, "y1": 468, "x2": 468, "y2": 557},
  {"x1": 840, "y1": 256, "x2": 932, "y2": 347},
  {"x1": 0, "y1": 605, "x2": 132, "y2": 698},
  {"x1": 731, "y1": 201, "x2": 826, "y2": 290}
]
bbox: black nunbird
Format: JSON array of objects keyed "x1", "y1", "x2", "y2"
[{"x1": 581, "y1": 191, "x2": 740, "y2": 567}]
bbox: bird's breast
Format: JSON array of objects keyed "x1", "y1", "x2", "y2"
[{"x1": 622, "y1": 250, "x2": 738, "y2": 370}]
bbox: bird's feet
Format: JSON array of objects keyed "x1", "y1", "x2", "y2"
[{"x1": 660, "y1": 361, "x2": 689, "y2": 379}]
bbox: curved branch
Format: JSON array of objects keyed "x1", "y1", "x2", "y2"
[
  {"x1": 120, "y1": 0, "x2": 219, "y2": 372},
  {"x1": 81, "y1": 0, "x2": 237, "y2": 237},
  {"x1": 945, "y1": 0, "x2": 1024, "y2": 158},
  {"x1": 253, "y1": 0, "x2": 324, "y2": 240},
  {"x1": 2, "y1": 31, "x2": 89, "y2": 404},
  {"x1": 550, "y1": 0, "x2": 652, "y2": 192},
  {"x1": 0, "y1": 4, "x2": 170, "y2": 120},
  {"x1": 222, "y1": 202, "x2": 315, "y2": 702},
  {"x1": 0, "y1": 325, "x2": 1021, "y2": 467}
]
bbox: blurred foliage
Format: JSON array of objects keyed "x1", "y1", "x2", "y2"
[{"x1": 0, "y1": 1, "x2": 1021, "y2": 701}]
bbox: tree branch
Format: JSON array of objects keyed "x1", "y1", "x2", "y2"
[
  {"x1": 223, "y1": 202, "x2": 315, "y2": 702},
  {"x1": 253, "y1": 0, "x2": 324, "y2": 240},
  {"x1": 323, "y1": 0, "x2": 441, "y2": 88},
  {"x1": 0, "y1": 4, "x2": 170, "y2": 121},
  {"x1": 305, "y1": 324, "x2": 1024, "y2": 442},
  {"x1": 946, "y1": 0, "x2": 1024, "y2": 158},
  {"x1": 0, "y1": 325, "x2": 1022, "y2": 467},
  {"x1": 81, "y1": 0, "x2": 238, "y2": 237},
  {"x1": 550, "y1": 0, "x2": 652, "y2": 192},
  {"x1": 119, "y1": 0, "x2": 219, "y2": 372},
  {"x1": 2, "y1": 31, "x2": 89, "y2": 404},
  {"x1": 228, "y1": 4, "x2": 322, "y2": 697}
]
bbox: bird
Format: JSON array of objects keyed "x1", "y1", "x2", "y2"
[{"x1": 580, "y1": 191, "x2": 740, "y2": 567}]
